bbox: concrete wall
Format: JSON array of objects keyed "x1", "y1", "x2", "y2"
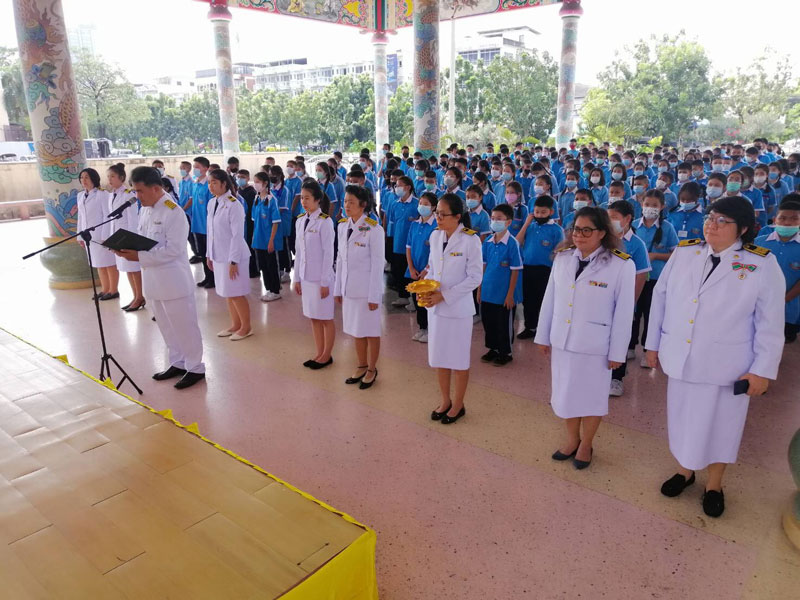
[{"x1": 0, "y1": 153, "x2": 299, "y2": 203}]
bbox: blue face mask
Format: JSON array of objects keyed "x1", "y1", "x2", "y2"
[
  {"x1": 658, "y1": 166, "x2": 668, "y2": 173},
  {"x1": 669, "y1": 161, "x2": 679, "y2": 169},
  {"x1": 633, "y1": 185, "x2": 645, "y2": 195},
  {"x1": 466, "y1": 199, "x2": 480, "y2": 210},
  {"x1": 622, "y1": 159, "x2": 632, "y2": 167},
  {"x1": 490, "y1": 220, "x2": 508, "y2": 233},
  {"x1": 681, "y1": 202, "x2": 697, "y2": 211},
  {"x1": 179, "y1": 169, "x2": 188, "y2": 178},
  {"x1": 533, "y1": 185, "x2": 545, "y2": 196},
  {"x1": 711, "y1": 164, "x2": 723, "y2": 172},
  {"x1": 768, "y1": 172, "x2": 779, "y2": 180},
  {"x1": 634, "y1": 170, "x2": 644, "y2": 177},
  {"x1": 775, "y1": 225, "x2": 799, "y2": 238},
  {"x1": 501, "y1": 172, "x2": 513, "y2": 182},
  {"x1": 611, "y1": 172, "x2": 623, "y2": 181},
  {"x1": 565, "y1": 180, "x2": 577, "y2": 189},
  {"x1": 706, "y1": 186, "x2": 723, "y2": 199},
  {"x1": 417, "y1": 205, "x2": 432, "y2": 218},
  {"x1": 193, "y1": 168, "x2": 202, "y2": 178},
  {"x1": 236, "y1": 177, "x2": 247, "y2": 188},
  {"x1": 572, "y1": 200, "x2": 589, "y2": 210}
]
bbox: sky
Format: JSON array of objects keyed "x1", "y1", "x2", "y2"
[{"x1": 1, "y1": 0, "x2": 798, "y2": 86}]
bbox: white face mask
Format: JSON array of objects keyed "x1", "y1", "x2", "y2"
[
  {"x1": 254, "y1": 182, "x2": 264, "y2": 193},
  {"x1": 590, "y1": 176, "x2": 601, "y2": 185},
  {"x1": 611, "y1": 220, "x2": 624, "y2": 234},
  {"x1": 572, "y1": 200, "x2": 589, "y2": 210},
  {"x1": 642, "y1": 206, "x2": 660, "y2": 220},
  {"x1": 286, "y1": 167, "x2": 295, "y2": 176},
  {"x1": 655, "y1": 180, "x2": 667, "y2": 190},
  {"x1": 753, "y1": 175, "x2": 766, "y2": 185}
]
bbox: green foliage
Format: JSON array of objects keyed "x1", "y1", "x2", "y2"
[
  {"x1": 388, "y1": 82, "x2": 413, "y2": 145},
  {"x1": 0, "y1": 46, "x2": 28, "y2": 131},
  {"x1": 139, "y1": 137, "x2": 159, "y2": 155}
]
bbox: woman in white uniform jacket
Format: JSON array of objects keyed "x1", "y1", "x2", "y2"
[
  {"x1": 335, "y1": 185, "x2": 385, "y2": 389},
  {"x1": 535, "y1": 206, "x2": 636, "y2": 469},
  {"x1": 77, "y1": 168, "x2": 116, "y2": 298},
  {"x1": 293, "y1": 179, "x2": 336, "y2": 370},
  {"x1": 645, "y1": 196, "x2": 785, "y2": 517},
  {"x1": 206, "y1": 169, "x2": 253, "y2": 341},
  {"x1": 421, "y1": 193, "x2": 483, "y2": 425},
  {"x1": 106, "y1": 163, "x2": 146, "y2": 311}
]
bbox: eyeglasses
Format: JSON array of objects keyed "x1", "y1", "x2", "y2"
[
  {"x1": 703, "y1": 215, "x2": 736, "y2": 227},
  {"x1": 573, "y1": 226, "x2": 600, "y2": 237},
  {"x1": 435, "y1": 212, "x2": 454, "y2": 218}
]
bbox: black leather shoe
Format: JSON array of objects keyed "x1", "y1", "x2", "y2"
[
  {"x1": 441, "y1": 406, "x2": 465, "y2": 425},
  {"x1": 517, "y1": 329, "x2": 535, "y2": 340},
  {"x1": 174, "y1": 372, "x2": 206, "y2": 389},
  {"x1": 189, "y1": 255, "x2": 203, "y2": 264},
  {"x1": 152, "y1": 366, "x2": 187, "y2": 381},
  {"x1": 702, "y1": 489, "x2": 725, "y2": 517},
  {"x1": 100, "y1": 292, "x2": 119, "y2": 301},
  {"x1": 493, "y1": 354, "x2": 513, "y2": 366},
  {"x1": 92, "y1": 292, "x2": 104, "y2": 301},
  {"x1": 120, "y1": 301, "x2": 132, "y2": 311},
  {"x1": 124, "y1": 300, "x2": 146, "y2": 312},
  {"x1": 196, "y1": 279, "x2": 208, "y2": 287},
  {"x1": 345, "y1": 366, "x2": 368, "y2": 384},
  {"x1": 202, "y1": 280, "x2": 216, "y2": 289},
  {"x1": 359, "y1": 369, "x2": 378, "y2": 390},
  {"x1": 552, "y1": 441, "x2": 580, "y2": 461},
  {"x1": 573, "y1": 448, "x2": 593, "y2": 470},
  {"x1": 431, "y1": 404, "x2": 452, "y2": 421},
  {"x1": 308, "y1": 357, "x2": 333, "y2": 370},
  {"x1": 303, "y1": 359, "x2": 316, "y2": 368},
  {"x1": 480, "y1": 350, "x2": 498, "y2": 363},
  {"x1": 661, "y1": 472, "x2": 696, "y2": 497}
]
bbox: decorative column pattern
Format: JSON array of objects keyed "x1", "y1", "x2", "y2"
[
  {"x1": 208, "y1": 2, "x2": 240, "y2": 159},
  {"x1": 555, "y1": 0, "x2": 583, "y2": 148},
  {"x1": 13, "y1": 0, "x2": 91, "y2": 288},
  {"x1": 785, "y1": 429, "x2": 800, "y2": 550},
  {"x1": 372, "y1": 32, "x2": 389, "y2": 151},
  {"x1": 412, "y1": 0, "x2": 440, "y2": 159}
]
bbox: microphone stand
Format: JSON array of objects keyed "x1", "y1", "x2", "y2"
[{"x1": 22, "y1": 212, "x2": 143, "y2": 395}]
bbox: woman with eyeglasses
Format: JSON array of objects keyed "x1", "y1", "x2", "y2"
[
  {"x1": 645, "y1": 196, "x2": 785, "y2": 518},
  {"x1": 420, "y1": 193, "x2": 483, "y2": 425},
  {"x1": 535, "y1": 206, "x2": 636, "y2": 470}
]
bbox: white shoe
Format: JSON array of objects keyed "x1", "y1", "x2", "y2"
[
  {"x1": 609, "y1": 379, "x2": 624, "y2": 397},
  {"x1": 384, "y1": 262, "x2": 391, "y2": 273},
  {"x1": 626, "y1": 348, "x2": 636, "y2": 361},
  {"x1": 217, "y1": 329, "x2": 234, "y2": 337},
  {"x1": 280, "y1": 272, "x2": 290, "y2": 283},
  {"x1": 230, "y1": 331, "x2": 254, "y2": 341},
  {"x1": 261, "y1": 291, "x2": 282, "y2": 302},
  {"x1": 418, "y1": 332, "x2": 428, "y2": 343},
  {"x1": 405, "y1": 301, "x2": 416, "y2": 312},
  {"x1": 391, "y1": 297, "x2": 410, "y2": 307},
  {"x1": 473, "y1": 314, "x2": 481, "y2": 324},
  {"x1": 640, "y1": 354, "x2": 651, "y2": 368},
  {"x1": 412, "y1": 331, "x2": 423, "y2": 341}
]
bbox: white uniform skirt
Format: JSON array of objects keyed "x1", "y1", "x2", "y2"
[
  {"x1": 427, "y1": 313, "x2": 473, "y2": 370},
  {"x1": 115, "y1": 254, "x2": 141, "y2": 273},
  {"x1": 550, "y1": 347, "x2": 611, "y2": 419},
  {"x1": 342, "y1": 296, "x2": 381, "y2": 338},
  {"x1": 667, "y1": 377, "x2": 749, "y2": 470},
  {"x1": 214, "y1": 264, "x2": 250, "y2": 298},
  {"x1": 87, "y1": 243, "x2": 116, "y2": 268},
  {"x1": 301, "y1": 280, "x2": 334, "y2": 320}
]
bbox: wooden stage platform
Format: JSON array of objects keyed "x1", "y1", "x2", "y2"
[{"x1": 0, "y1": 329, "x2": 377, "y2": 599}]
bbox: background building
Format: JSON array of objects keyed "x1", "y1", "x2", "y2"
[{"x1": 457, "y1": 26, "x2": 540, "y2": 65}]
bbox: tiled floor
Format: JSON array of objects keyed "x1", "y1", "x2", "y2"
[{"x1": 2, "y1": 219, "x2": 799, "y2": 599}]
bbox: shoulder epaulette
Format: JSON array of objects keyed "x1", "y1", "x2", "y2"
[
  {"x1": 317, "y1": 212, "x2": 328, "y2": 219},
  {"x1": 228, "y1": 194, "x2": 236, "y2": 202},
  {"x1": 462, "y1": 228, "x2": 477, "y2": 235},
  {"x1": 125, "y1": 188, "x2": 134, "y2": 194},
  {"x1": 556, "y1": 245, "x2": 576, "y2": 253},
  {"x1": 365, "y1": 217, "x2": 378, "y2": 226},
  {"x1": 743, "y1": 243, "x2": 771, "y2": 257},
  {"x1": 163, "y1": 199, "x2": 177, "y2": 210},
  {"x1": 338, "y1": 217, "x2": 348, "y2": 223},
  {"x1": 678, "y1": 239, "x2": 701, "y2": 247},
  {"x1": 611, "y1": 248, "x2": 631, "y2": 260}
]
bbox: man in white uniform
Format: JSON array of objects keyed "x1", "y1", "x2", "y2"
[{"x1": 115, "y1": 166, "x2": 206, "y2": 389}]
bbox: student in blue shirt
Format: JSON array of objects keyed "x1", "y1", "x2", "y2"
[
  {"x1": 251, "y1": 171, "x2": 283, "y2": 301},
  {"x1": 472, "y1": 171, "x2": 496, "y2": 211},
  {"x1": 557, "y1": 170, "x2": 581, "y2": 222},
  {"x1": 607, "y1": 199, "x2": 652, "y2": 396},
  {"x1": 668, "y1": 181, "x2": 706, "y2": 242},
  {"x1": 405, "y1": 192, "x2": 439, "y2": 342},
  {"x1": 388, "y1": 175, "x2": 419, "y2": 308},
  {"x1": 630, "y1": 174, "x2": 651, "y2": 221},
  {"x1": 515, "y1": 194, "x2": 564, "y2": 339},
  {"x1": 438, "y1": 167, "x2": 466, "y2": 202},
  {"x1": 754, "y1": 197, "x2": 800, "y2": 342},
  {"x1": 752, "y1": 164, "x2": 776, "y2": 222},
  {"x1": 728, "y1": 168, "x2": 766, "y2": 228},
  {"x1": 413, "y1": 160, "x2": 429, "y2": 196},
  {"x1": 191, "y1": 156, "x2": 214, "y2": 288},
  {"x1": 268, "y1": 167, "x2": 291, "y2": 282},
  {"x1": 492, "y1": 162, "x2": 515, "y2": 205},
  {"x1": 630, "y1": 190, "x2": 679, "y2": 364},
  {"x1": 535, "y1": 158, "x2": 561, "y2": 197},
  {"x1": 691, "y1": 160, "x2": 708, "y2": 188},
  {"x1": 315, "y1": 162, "x2": 340, "y2": 220},
  {"x1": 504, "y1": 181, "x2": 528, "y2": 238},
  {"x1": 465, "y1": 184, "x2": 492, "y2": 241},
  {"x1": 655, "y1": 172, "x2": 679, "y2": 211},
  {"x1": 588, "y1": 168, "x2": 608, "y2": 207},
  {"x1": 608, "y1": 164, "x2": 632, "y2": 200},
  {"x1": 479, "y1": 203, "x2": 523, "y2": 366},
  {"x1": 177, "y1": 160, "x2": 200, "y2": 262},
  {"x1": 561, "y1": 187, "x2": 594, "y2": 240},
  {"x1": 768, "y1": 162, "x2": 791, "y2": 214},
  {"x1": 328, "y1": 157, "x2": 347, "y2": 204}
]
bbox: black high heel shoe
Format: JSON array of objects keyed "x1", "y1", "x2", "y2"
[
  {"x1": 431, "y1": 404, "x2": 452, "y2": 421},
  {"x1": 441, "y1": 406, "x2": 465, "y2": 425},
  {"x1": 345, "y1": 366, "x2": 369, "y2": 384},
  {"x1": 359, "y1": 369, "x2": 378, "y2": 390},
  {"x1": 124, "y1": 300, "x2": 146, "y2": 312},
  {"x1": 552, "y1": 440, "x2": 581, "y2": 461}
]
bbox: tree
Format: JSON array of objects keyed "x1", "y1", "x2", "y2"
[
  {"x1": 388, "y1": 82, "x2": 413, "y2": 145},
  {"x1": 0, "y1": 46, "x2": 28, "y2": 130},
  {"x1": 174, "y1": 91, "x2": 221, "y2": 149},
  {"x1": 320, "y1": 75, "x2": 374, "y2": 147},
  {"x1": 582, "y1": 33, "x2": 718, "y2": 143},
  {"x1": 280, "y1": 90, "x2": 320, "y2": 150},
  {"x1": 716, "y1": 50, "x2": 795, "y2": 125}
]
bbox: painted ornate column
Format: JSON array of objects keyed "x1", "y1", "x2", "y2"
[
  {"x1": 784, "y1": 429, "x2": 800, "y2": 550},
  {"x1": 13, "y1": 0, "x2": 91, "y2": 288},
  {"x1": 372, "y1": 32, "x2": 389, "y2": 151},
  {"x1": 412, "y1": 0, "x2": 440, "y2": 159},
  {"x1": 555, "y1": 0, "x2": 583, "y2": 148},
  {"x1": 207, "y1": 1, "x2": 240, "y2": 159}
]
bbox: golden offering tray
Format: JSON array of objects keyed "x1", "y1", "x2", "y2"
[{"x1": 405, "y1": 279, "x2": 441, "y2": 306}]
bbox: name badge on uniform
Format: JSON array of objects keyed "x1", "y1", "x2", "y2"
[
  {"x1": 588, "y1": 280, "x2": 608, "y2": 288},
  {"x1": 449, "y1": 251, "x2": 463, "y2": 257},
  {"x1": 678, "y1": 230, "x2": 688, "y2": 238},
  {"x1": 154, "y1": 221, "x2": 162, "y2": 225},
  {"x1": 542, "y1": 240, "x2": 551, "y2": 246},
  {"x1": 355, "y1": 241, "x2": 367, "y2": 247},
  {"x1": 791, "y1": 262, "x2": 800, "y2": 271},
  {"x1": 500, "y1": 260, "x2": 509, "y2": 267}
]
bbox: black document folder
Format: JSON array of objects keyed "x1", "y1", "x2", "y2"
[{"x1": 100, "y1": 229, "x2": 158, "y2": 252}]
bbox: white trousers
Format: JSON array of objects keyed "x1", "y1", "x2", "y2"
[{"x1": 151, "y1": 294, "x2": 205, "y2": 374}]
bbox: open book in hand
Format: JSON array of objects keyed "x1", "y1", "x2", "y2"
[{"x1": 99, "y1": 229, "x2": 158, "y2": 252}]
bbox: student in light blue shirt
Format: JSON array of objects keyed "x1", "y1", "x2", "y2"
[
  {"x1": 768, "y1": 162, "x2": 791, "y2": 214},
  {"x1": 473, "y1": 171, "x2": 496, "y2": 212},
  {"x1": 387, "y1": 175, "x2": 419, "y2": 307},
  {"x1": 251, "y1": 171, "x2": 283, "y2": 299},
  {"x1": 729, "y1": 168, "x2": 766, "y2": 228},
  {"x1": 489, "y1": 162, "x2": 508, "y2": 204},
  {"x1": 530, "y1": 173, "x2": 559, "y2": 221},
  {"x1": 630, "y1": 174, "x2": 651, "y2": 221},
  {"x1": 588, "y1": 167, "x2": 609, "y2": 207},
  {"x1": 668, "y1": 181, "x2": 706, "y2": 242},
  {"x1": 504, "y1": 180, "x2": 528, "y2": 238},
  {"x1": 560, "y1": 187, "x2": 594, "y2": 234},
  {"x1": 315, "y1": 162, "x2": 340, "y2": 220},
  {"x1": 515, "y1": 194, "x2": 564, "y2": 339},
  {"x1": 405, "y1": 192, "x2": 439, "y2": 341},
  {"x1": 437, "y1": 167, "x2": 466, "y2": 203},
  {"x1": 479, "y1": 202, "x2": 523, "y2": 365},
  {"x1": 557, "y1": 170, "x2": 580, "y2": 222},
  {"x1": 465, "y1": 184, "x2": 492, "y2": 241},
  {"x1": 413, "y1": 160, "x2": 429, "y2": 197},
  {"x1": 630, "y1": 189, "x2": 679, "y2": 358}
]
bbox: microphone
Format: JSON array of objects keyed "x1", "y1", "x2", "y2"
[{"x1": 108, "y1": 197, "x2": 136, "y2": 219}]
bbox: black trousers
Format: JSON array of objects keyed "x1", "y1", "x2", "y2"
[
  {"x1": 255, "y1": 248, "x2": 280, "y2": 294},
  {"x1": 407, "y1": 279, "x2": 428, "y2": 330},
  {"x1": 193, "y1": 232, "x2": 214, "y2": 284},
  {"x1": 385, "y1": 237, "x2": 396, "y2": 288},
  {"x1": 612, "y1": 361, "x2": 627, "y2": 381},
  {"x1": 391, "y1": 252, "x2": 409, "y2": 298},
  {"x1": 245, "y1": 223, "x2": 259, "y2": 278},
  {"x1": 278, "y1": 238, "x2": 291, "y2": 273},
  {"x1": 522, "y1": 265, "x2": 551, "y2": 331},
  {"x1": 481, "y1": 301, "x2": 516, "y2": 356},
  {"x1": 630, "y1": 279, "x2": 657, "y2": 349},
  {"x1": 186, "y1": 213, "x2": 199, "y2": 256},
  {"x1": 786, "y1": 322, "x2": 799, "y2": 342}
]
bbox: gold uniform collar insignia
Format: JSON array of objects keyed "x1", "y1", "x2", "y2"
[
  {"x1": 462, "y1": 228, "x2": 477, "y2": 236},
  {"x1": 319, "y1": 213, "x2": 329, "y2": 219},
  {"x1": 743, "y1": 243, "x2": 770, "y2": 257},
  {"x1": 163, "y1": 199, "x2": 177, "y2": 210},
  {"x1": 678, "y1": 239, "x2": 701, "y2": 247},
  {"x1": 611, "y1": 248, "x2": 631, "y2": 260},
  {"x1": 365, "y1": 217, "x2": 378, "y2": 226}
]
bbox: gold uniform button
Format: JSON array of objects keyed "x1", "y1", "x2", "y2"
[
  {"x1": 686, "y1": 339, "x2": 691, "y2": 343},
  {"x1": 570, "y1": 285, "x2": 575, "y2": 289},
  {"x1": 568, "y1": 303, "x2": 573, "y2": 307},
  {"x1": 692, "y1": 299, "x2": 697, "y2": 303},
  {"x1": 689, "y1": 319, "x2": 694, "y2": 324},
  {"x1": 566, "y1": 319, "x2": 571, "y2": 323}
]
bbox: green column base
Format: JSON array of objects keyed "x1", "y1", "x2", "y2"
[
  {"x1": 785, "y1": 429, "x2": 800, "y2": 551},
  {"x1": 40, "y1": 236, "x2": 93, "y2": 289}
]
